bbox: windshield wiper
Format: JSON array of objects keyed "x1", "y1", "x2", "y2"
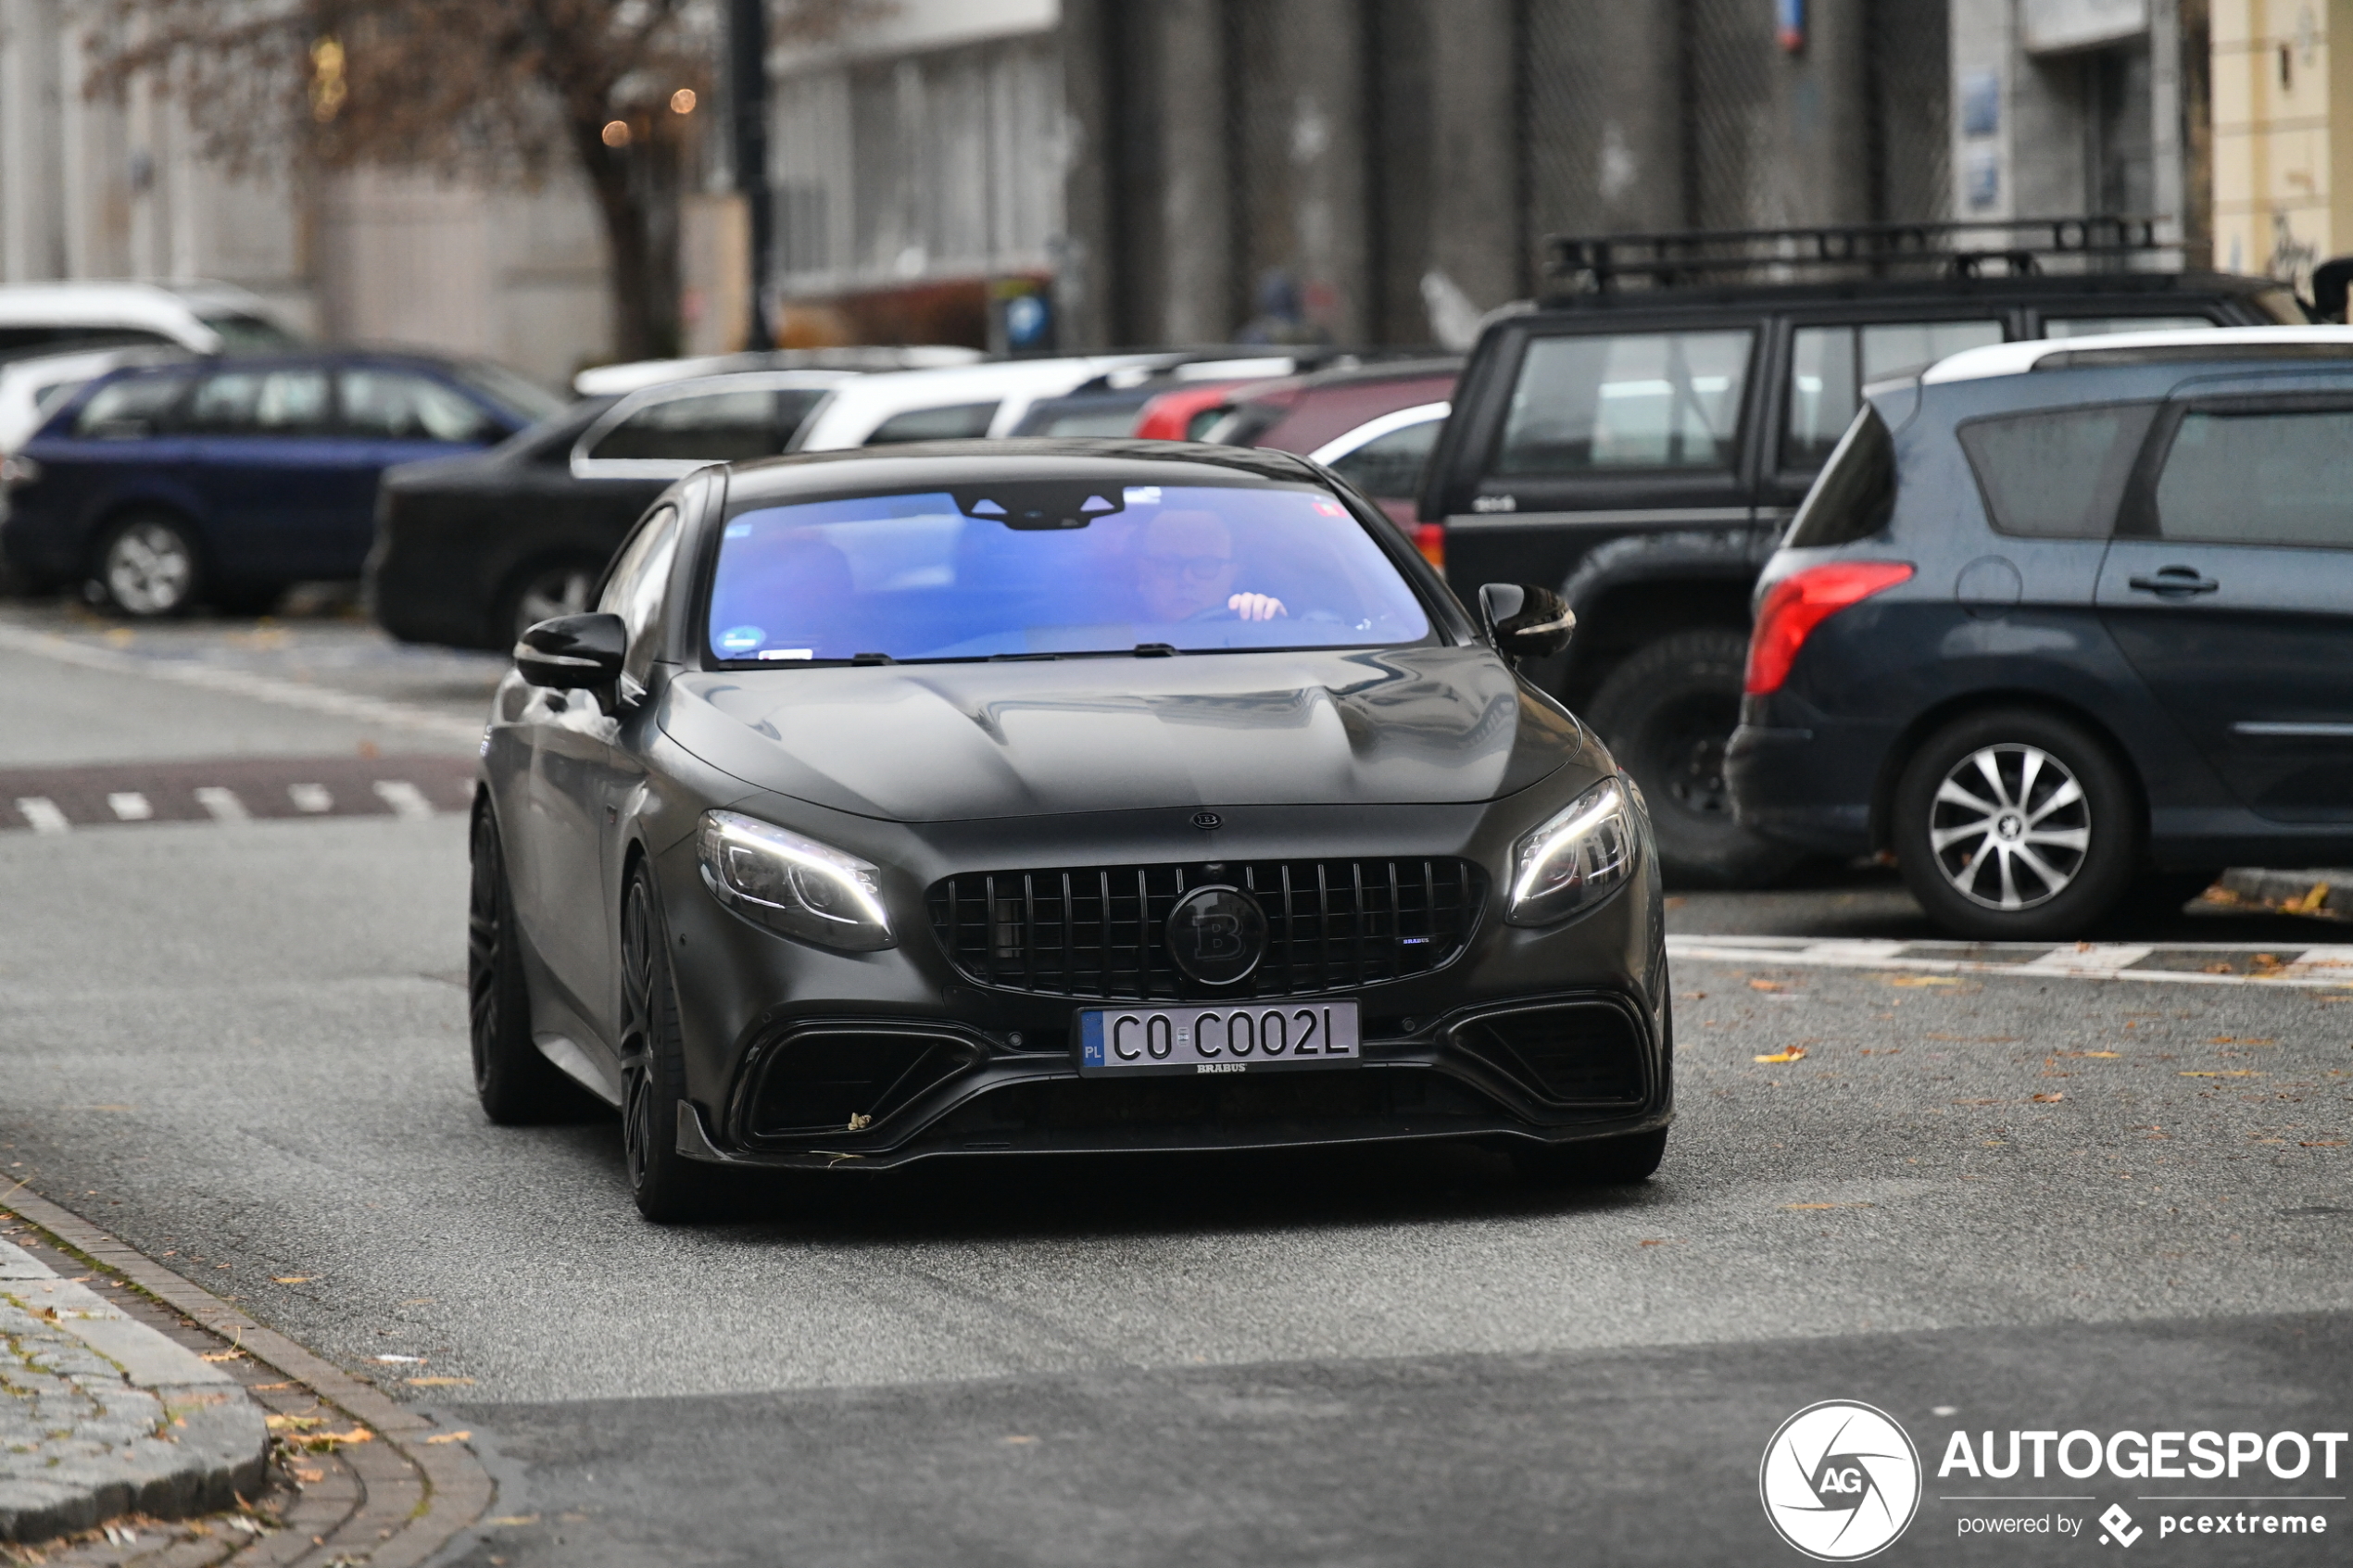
[
  {"x1": 849, "y1": 652, "x2": 897, "y2": 666},
  {"x1": 1132, "y1": 643, "x2": 1178, "y2": 658},
  {"x1": 988, "y1": 652, "x2": 1063, "y2": 661}
]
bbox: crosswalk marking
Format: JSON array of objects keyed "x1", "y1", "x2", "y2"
[
  {"x1": 371, "y1": 779, "x2": 434, "y2": 821},
  {"x1": 14, "y1": 797, "x2": 69, "y2": 834},
  {"x1": 2020, "y1": 943, "x2": 2151, "y2": 973},
  {"x1": 194, "y1": 787, "x2": 249, "y2": 822},
  {"x1": 288, "y1": 784, "x2": 333, "y2": 814},
  {"x1": 1667, "y1": 935, "x2": 2353, "y2": 990},
  {"x1": 107, "y1": 791, "x2": 153, "y2": 822}
]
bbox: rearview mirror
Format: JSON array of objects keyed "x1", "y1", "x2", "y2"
[
  {"x1": 1478, "y1": 583, "x2": 1575, "y2": 662},
  {"x1": 515, "y1": 612, "x2": 626, "y2": 691}
]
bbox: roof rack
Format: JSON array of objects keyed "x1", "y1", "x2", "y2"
[{"x1": 1545, "y1": 217, "x2": 2165, "y2": 290}]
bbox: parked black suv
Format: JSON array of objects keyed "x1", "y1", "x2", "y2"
[
  {"x1": 1420, "y1": 220, "x2": 2305, "y2": 884},
  {"x1": 1726, "y1": 328, "x2": 2353, "y2": 938}
]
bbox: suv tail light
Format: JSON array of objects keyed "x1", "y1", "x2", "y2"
[
  {"x1": 1744, "y1": 561, "x2": 1914, "y2": 695},
  {"x1": 1414, "y1": 522, "x2": 1445, "y2": 570}
]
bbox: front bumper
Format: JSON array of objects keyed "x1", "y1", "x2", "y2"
[{"x1": 650, "y1": 797, "x2": 1673, "y2": 1170}]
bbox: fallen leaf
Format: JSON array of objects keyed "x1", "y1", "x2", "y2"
[
  {"x1": 2205, "y1": 962, "x2": 2234, "y2": 974},
  {"x1": 271, "y1": 1275, "x2": 312, "y2": 1285},
  {"x1": 2282, "y1": 883, "x2": 2332, "y2": 915},
  {"x1": 372, "y1": 1353, "x2": 426, "y2": 1363},
  {"x1": 2031, "y1": 1092, "x2": 2065, "y2": 1103},
  {"x1": 2076, "y1": 1051, "x2": 2122, "y2": 1059},
  {"x1": 1891, "y1": 975, "x2": 1961, "y2": 987},
  {"x1": 2180, "y1": 1070, "x2": 2263, "y2": 1078},
  {"x1": 1748, "y1": 979, "x2": 1785, "y2": 992},
  {"x1": 1001, "y1": 1435, "x2": 1038, "y2": 1445},
  {"x1": 1754, "y1": 1047, "x2": 1807, "y2": 1063},
  {"x1": 423, "y1": 1431, "x2": 472, "y2": 1445},
  {"x1": 291, "y1": 1465, "x2": 323, "y2": 1484},
  {"x1": 485, "y1": 1515, "x2": 540, "y2": 1527},
  {"x1": 265, "y1": 1414, "x2": 321, "y2": 1433},
  {"x1": 2301, "y1": 1141, "x2": 2347, "y2": 1148},
  {"x1": 307, "y1": 1427, "x2": 374, "y2": 1449},
  {"x1": 408, "y1": 1375, "x2": 475, "y2": 1387},
  {"x1": 2210, "y1": 1037, "x2": 2275, "y2": 1046}
]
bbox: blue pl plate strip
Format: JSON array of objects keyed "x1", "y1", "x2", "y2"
[{"x1": 1080, "y1": 1010, "x2": 1105, "y2": 1068}]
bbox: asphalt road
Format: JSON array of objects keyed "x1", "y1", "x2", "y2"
[{"x1": 1, "y1": 606, "x2": 2347, "y2": 1565}]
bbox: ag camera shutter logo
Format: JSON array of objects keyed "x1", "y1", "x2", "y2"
[{"x1": 1760, "y1": 1400, "x2": 1922, "y2": 1561}]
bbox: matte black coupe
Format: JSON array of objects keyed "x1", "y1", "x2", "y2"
[{"x1": 469, "y1": 440, "x2": 1669, "y2": 1219}]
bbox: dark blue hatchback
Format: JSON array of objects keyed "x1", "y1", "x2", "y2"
[
  {"x1": 0, "y1": 351, "x2": 560, "y2": 615},
  {"x1": 1728, "y1": 329, "x2": 2353, "y2": 939}
]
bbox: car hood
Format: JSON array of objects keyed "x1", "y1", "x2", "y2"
[{"x1": 659, "y1": 646, "x2": 1596, "y2": 822}]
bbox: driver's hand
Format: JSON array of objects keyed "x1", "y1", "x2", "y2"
[{"x1": 1227, "y1": 592, "x2": 1288, "y2": 621}]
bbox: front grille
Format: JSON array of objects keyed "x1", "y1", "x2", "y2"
[
  {"x1": 1450, "y1": 1001, "x2": 1647, "y2": 1106},
  {"x1": 925, "y1": 859, "x2": 1486, "y2": 999}
]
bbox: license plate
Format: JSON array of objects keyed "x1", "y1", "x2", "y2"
[{"x1": 1076, "y1": 1001, "x2": 1361, "y2": 1077}]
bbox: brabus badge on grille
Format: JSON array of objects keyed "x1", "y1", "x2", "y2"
[
  {"x1": 1165, "y1": 885, "x2": 1266, "y2": 985},
  {"x1": 1190, "y1": 809, "x2": 1222, "y2": 831}
]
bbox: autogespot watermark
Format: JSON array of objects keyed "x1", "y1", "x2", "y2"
[{"x1": 1763, "y1": 1405, "x2": 2348, "y2": 1555}]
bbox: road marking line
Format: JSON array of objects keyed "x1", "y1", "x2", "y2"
[
  {"x1": 0, "y1": 622, "x2": 482, "y2": 742},
  {"x1": 371, "y1": 780, "x2": 434, "y2": 821},
  {"x1": 193, "y1": 787, "x2": 249, "y2": 823},
  {"x1": 288, "y1": 784, "x2": 333, "y2": 814},
  {"x1": 1666, "y1": 935, "x2": 2353, "y2": 990},
  {"x1": 2020, "y1": 943, "x2": 2152, "y2": 973},
  {"x1": 107, "y1": 791, "x2": 153, "y2": 822},
  {"x1": 14, "y1": 797, "x2": 69, "y2": 834}
]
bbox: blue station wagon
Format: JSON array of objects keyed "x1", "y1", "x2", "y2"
[{"x1": 0, "y1": 351, "x2": 562, "y2": 615}]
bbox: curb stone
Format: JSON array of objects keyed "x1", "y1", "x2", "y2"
[
  {"x1": 1, "y1": 1189, "x2": 493, "y2": 1564},
  {"x1": 2216, "y1": 868, "x2": 2348, "y2": 919},
  {"x1": 0, "y1": 1241, "x2": 265, "y2": 1543}
]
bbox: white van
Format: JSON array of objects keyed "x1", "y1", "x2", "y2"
[{"x1": 0, "y1": 281, "x2": 300, "y2": 365}]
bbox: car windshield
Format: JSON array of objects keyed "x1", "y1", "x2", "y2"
[
  {"x1": 196, "y1": 313, "x2": 303, "y2": 352},
  {"x1": 706, "y1": 481, "x2": 1431, "y2": 663}
]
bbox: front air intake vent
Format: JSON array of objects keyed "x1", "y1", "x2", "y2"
[
  {"x1": 1450, "y1": 1001, "x2": 1646, "y2": 1106},
  {"x1": 925, "y1": 859, "x2": 1484, "y2": 1000}
]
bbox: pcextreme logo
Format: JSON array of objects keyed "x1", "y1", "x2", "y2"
[{"x1": 1761, "y1": 1400, "x2": 1924, "y2": 1561}]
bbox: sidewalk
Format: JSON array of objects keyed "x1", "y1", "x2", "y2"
[
  {"x1": 0, "y1": 1240, "x2": 266, "y2": 1543},
  {"x1": 2215, "y1": 868, "x2": 2348, "y2": 920}
]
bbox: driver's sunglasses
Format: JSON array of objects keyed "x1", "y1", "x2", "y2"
[{"x1": 1140, "y1": 553, "x2": 1233, "y2": 582}]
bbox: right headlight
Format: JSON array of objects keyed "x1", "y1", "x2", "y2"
[
  {"x1": 696, "y1": 810, "x2": 895, "y2": 951},
  {"x1": 1506, "y1": 776, "x2": 1640, "y2": 926}
]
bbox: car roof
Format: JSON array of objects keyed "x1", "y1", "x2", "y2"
[
  {"x1": 0, "y1": 280, "x2": 281, "y2": 332},
  {"x1": 1922, "y1": 323, "x2": 2353, "y2": 383},
  {"x1": 1528, "y1": 268, "x2": 2296, "y2": 314},
  {"x1": 573, "y1": 345, "x2": 986, "y2": 396},
  {"x1": 718, "y1": 437, "x2": 1327, "y2": 508},
  {"x1": 788, "y1": 356, "x2": 1177, "y2": 450}
]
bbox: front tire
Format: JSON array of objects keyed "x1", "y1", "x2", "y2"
[
  {"x1": 469, "y1": 807, "x2": 594, "y2": 1123},
  {"x1": 1584, "y1": 630, "x2": 1804, "y2": 888},
  {"x1": 1892, "y1": 708, "x2": 2139, "y2": 941},
  {"x1": 619, "y1": 868, "x2": 719, "y2": 1223},
  {"x1": 94, "y1": 513, "x2": 202, "y2": 618}
]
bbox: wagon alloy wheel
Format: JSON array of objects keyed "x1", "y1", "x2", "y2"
[
  {"x1": 510, "y1": 561, "x2": 598, "y2": 641},
  {"x1": 1893, "y1": 708, "x2": 2139, "y2": 941},
  {"x1": 1927, "y1": 743, "x2": 2090, "y2": 911},
  {"x1": 618, "y1": 870, "x2": 716, "y2": 1222},
  {"x1": 98, "y1": 516, "x2": 199, "y2": 617}
]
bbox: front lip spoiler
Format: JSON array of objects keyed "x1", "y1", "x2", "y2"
[{"x1": 675, "y1": 1097, "x2": 1672, "y2": 1172}]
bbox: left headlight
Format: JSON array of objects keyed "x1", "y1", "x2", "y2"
[
  {"x1": 1507, "y1": 776, "x2": 1641, "y2": 926},
  {"x1": 696, "y1": 810, "x2": 895, "y2": 951}
]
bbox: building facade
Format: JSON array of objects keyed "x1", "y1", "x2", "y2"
[{"x1": 2208, "y1": 0, "x2": 2350, "y2": 291}]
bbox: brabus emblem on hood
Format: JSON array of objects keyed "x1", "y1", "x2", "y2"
[{"x1": 1190, "y1": 810, "x2": 1222, "y2": 831}]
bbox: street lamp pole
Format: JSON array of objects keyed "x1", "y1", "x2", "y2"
[{"x1": 727, "y1": 0, "x2": 774, "y2": 349}]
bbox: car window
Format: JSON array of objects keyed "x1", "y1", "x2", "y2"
[
  {"x1": 1785, "y1": 320, "x2": 2003, "y2": 470},
  {"x1": 185, "y1": 368, "x2": 333, "y2": 435},
  {"x1": 864, "y1": 401, "x2": 1000, "y2": 445},
  {"x1": 587, "y1": 388, "x2": 823, "y2": 463},
  {"x1": 1783, "y1": 407, "x2": 1894, "y2": 548},
  {"x1": 1495, "y1": 330, "x2": 1752, "y2": 475},
  {"x1": 1329, "y1": 418, "x2": 1442, "y2": 498},
  {"x1": 2151, "y1": 408, "x2": 2353, "y2": 548},
  {"x1": 196, "y1": 314, "x2": 301, "y2": 351},
  {"x1": 341, "y1": 369, "x2": 498, "y2": 444},
  {"x1": 1033, "y1": 408, "x2": 1140, "y2": 436},
  {"x1": 599, "y1": 505, "x2": 682, "y2": 682},
  {"x1": 706, "y1": 481, "x2": 1430, "y2": 663},
  {"x1": 1957, "y1": 404, "x2": 2156, "y2": 539},
  {"x1": 2044, "y1": 316, "x2": 2217, "y2": 338},
  {"x1": 69, "y1": 371, "x2": 192, "y2": 438}
]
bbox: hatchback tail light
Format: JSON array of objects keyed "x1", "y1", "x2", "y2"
[
  {"x1": 1414, "y1": 522, "x2": 1445, "y2": 570},
  {"x1": 1743, "y1": 560, "x2": 1914, "y2": 695}
]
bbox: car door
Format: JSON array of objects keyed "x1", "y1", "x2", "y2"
[
  {"x1": 181, "y1": 365, "x2": 340, "y2": 577},
  {"x1": 335, "y1": 366, "x2": 507, "y2": 571},
  {"x1": 522, "y1": 502, "x2": 680, "y2": 1040},
  {"x1": 2096, "y1": 393, "x2": 2353, "y2": 822}
]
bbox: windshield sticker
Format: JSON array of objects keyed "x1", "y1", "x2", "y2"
[{"x1": 718, "y1": 625, "x2": 765, "y2": 653}]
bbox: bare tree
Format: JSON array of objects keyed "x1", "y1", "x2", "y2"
[{"x1": 82, "y1": 1, "x2": 857, "y2": 361}]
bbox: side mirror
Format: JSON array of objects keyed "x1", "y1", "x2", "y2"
[
  {"x1": 515, "y1": 612, "x2": 626, "y2": 691},
  {"x1": 1478, "y1": 583, "x2": 1576, "y2": 661}
]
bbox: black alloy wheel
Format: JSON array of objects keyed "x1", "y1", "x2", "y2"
[
  {"x1": 468, "y1": 806, "x2": 594, "y2": 1123},
  {"x1": 1585, "y1": 629, "x2": 1804, "y2": 888},
  {"x1": 1893, "y1": 707, "x2": 2140, "y2": 941},
  {"x1": 1514, "y1": 1128, "x2": 1669, "y2": 1186},
  {"x1": 619, "y1": 868, "x2": 719, "y2": 1223}
]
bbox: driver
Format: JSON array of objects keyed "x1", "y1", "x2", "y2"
[{"x1": 1133, "y1": 508, "x2": 1288, "y2": 622}]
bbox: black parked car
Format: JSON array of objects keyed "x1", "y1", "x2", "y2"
[
  {"x1": 1727, "y1": 327, "x2": 2353, "y2": 939},
  {"x1": 370, "y1": 370, "x2": 852, "y2": 648},
  {"x1": 1, "y1": 351, "x2": 561, "y2": 615},
  {"x1": 1419, "y1": 218, "x2": 2308, "y2": 886},
  {"x1": 471, "y1": 440, "x2": 1667, "y2": 1220}
]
